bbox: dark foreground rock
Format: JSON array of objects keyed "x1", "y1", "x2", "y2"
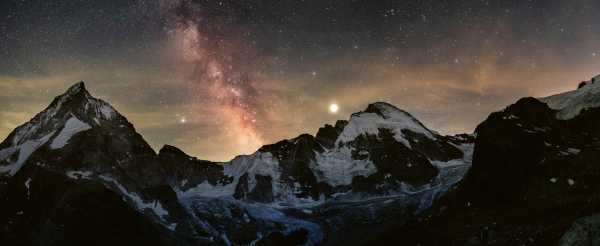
[{"x1": 368, "y1": 94, "x2": 600, "y2": 245}]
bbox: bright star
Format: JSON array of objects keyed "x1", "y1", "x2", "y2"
[{"x1": 329, "y1": 103, "x2": 339, "y2": 114}]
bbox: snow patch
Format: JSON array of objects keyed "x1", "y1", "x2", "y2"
[
  {"x1": 0, "y1": 132, "x2": 54, "y2": 176},
  {"x1": 312, "y1": 146, "x2": 377, "y2": 186},
  {"x1": 180, "y1": 180, "x2": 237, "y2": 198},
  {"x1": 25, "y1": 178, "x2": 31, "y2": 197},
  {"x1": 180, "y1": 152, "x2": 280, "y2": 199},
  {"x1": 99, "y1": 104, "x2": 115, "y2": 120},
  {"x1": 50, "y1": 116, "x2": 92, "y2": 149},
  {"x1": 66, "y1": 170, "x2": 93, "y2": 180},
  {"x1": 540, "y1": 76, "x2": 600, "y2": 119},
  {"x1": 166, "y1": 223, "x2": 178, "y2": 231},
  {"x1": 415, "y1": 142, "x2": 474, "y2": 212},
  {"x1": 99, "y1": 175, "x2": 174, "y2": 230},
  {"x1": 566, "y1": 148, "x2": 581, "y2": 155}
]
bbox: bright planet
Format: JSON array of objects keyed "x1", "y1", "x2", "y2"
[{"x1": 329, "y1": 103, "x2": 339, "y2": 114}]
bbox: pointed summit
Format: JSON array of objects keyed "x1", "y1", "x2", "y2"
[
  {"x1": 45, "y1": 81, "x2": 119, "y2": 124},
  {"x1": 49, "y1": 81, "x2": 93, "y2": 111},
  {"x1": 66, "y1": 81, "x2": 86, "y2": 94},
  {"x1": 60, "y1": 81, "x2": 91, "y2": 99}
]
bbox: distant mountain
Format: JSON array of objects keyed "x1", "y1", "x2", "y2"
[
  {"x1": 0, "y1": 82, "x2": 473, "y2": 245},
  {"x1": 165, "y1": 101, "x2": 472, "y2": 202}
]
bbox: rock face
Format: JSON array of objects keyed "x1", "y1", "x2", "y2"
[
  {"x1": 368, "y1": 75, "x2": 600, "y2": 245},
  {"x1": 0, "y1": 82, "x2": 474, "y2": 245}
]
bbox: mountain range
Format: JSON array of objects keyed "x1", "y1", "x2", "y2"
[{"x1": 1, "y1": 75, "x2": 600, "y2": 245}]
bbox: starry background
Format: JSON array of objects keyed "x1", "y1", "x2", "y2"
[{"x1": 2, "y1": 0, "x2": 600, "y2": 161}]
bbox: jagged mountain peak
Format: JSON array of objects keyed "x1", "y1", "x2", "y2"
[
  {"x1": 46, "y1": 81, "x2": 94, "y2": 117},
  {"x1": 63, "y1": 81, "x2": 89, "y2": 97},
  {"x1": 0, "y1": 82, "x2": 132, "y2": 177},
  {"x1": 51, "y1": 81, "x2": 118, "y2": 123},
  {"x1": 7, "y1": 81, "x2": 121, "y2": 142}
]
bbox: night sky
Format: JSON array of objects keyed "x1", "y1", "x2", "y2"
[{"x1": 2, "y1": 0, "x2": 600, "y2": 161}]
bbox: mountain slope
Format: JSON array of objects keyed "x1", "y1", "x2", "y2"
[
  {"x1": 541, "y1": 75, "x2": 600, "y2": 119},
  {"x1": 370, "y1": 76, "x2": 600, "y2": 245}
]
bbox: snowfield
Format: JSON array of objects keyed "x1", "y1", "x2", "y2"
[{"x1": 541, "y1": 75, "x2": 600, "y2": 119}]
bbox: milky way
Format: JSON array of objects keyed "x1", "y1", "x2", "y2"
[
  {"x1": 3, "y1": 0, "x2": 600, "y2": 161},
  {"x1": 164, "y1": 0, "x2": 270, "y2": 155}
]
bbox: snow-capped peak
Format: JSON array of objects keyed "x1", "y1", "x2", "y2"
[
  {"x1": 335, "y1": 102, "x2": 436, "y2": 147},
  {"x1": 7, "y1": 81, "x2": 118, "y2": 144},
  {"x1": 0, "y1": 81, "x2": 122, "y2": 176},
  {"x1": 540, "y1": 75, "x2": 600, "y2": 119}
]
